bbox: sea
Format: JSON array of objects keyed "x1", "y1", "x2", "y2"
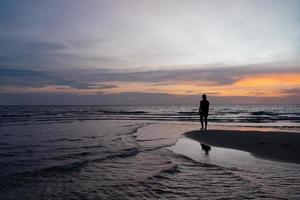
[{"x1": 0, "y1": 105, "x2": 300, "y2": 199}]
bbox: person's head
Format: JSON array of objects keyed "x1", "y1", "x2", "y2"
[{"x1": 202, "y1": 94, "x2": 207, "y2": 100}]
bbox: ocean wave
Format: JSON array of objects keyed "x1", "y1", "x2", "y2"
[
  {"x1": 2, "y1": 147, "x2": 142, "y2": 179},
  {"x1": 251, "y1": 111, "x2": 275, "y2": 116},
  {"x1": 159, "y1": 165, "x2": 180, "y2": 174},
  {"x1": 1, "y1": 105, "x2": 300, "y2": 131},
  {"x1": 177, "y1": 111, "x2": 198, "y2": 115},
  {"x1": 46, "y1": 138, "x2": 82, "y2": 143},
  {"x1": 0, "y1": 153, "x2": 16, "y2": 157},
  {"x1": 169, "y1": 148, "x2": 250, "y2": 173},
  {"x1": 97, "y1": 109, "x2": 148, "y2": 114},
  {"x1": 50, "y1": 152, "x2": 95, "y2": 161},
  {"x1": 148, "y1": 164, "x2": 180, "y2": 182},
  {"x1": 46, "y1": 144, "x2": 104, "y2": 152},
  {"x1": 36, "y1": 160, "x2": 87, "y2": 174},
  {"x1": 79, "y1": 144, "x2": 103, "y2": 149},
  {"x1": 105, "y1": 148, "x2": 140, "y2": 160}
]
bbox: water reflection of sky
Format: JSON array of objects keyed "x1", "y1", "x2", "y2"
[
  {"x1": 169, "y1": 136, "x2": 300, "y2": 199},
  {"x1": 168, "y1": 137, "x2": 300, "y2": 170}
]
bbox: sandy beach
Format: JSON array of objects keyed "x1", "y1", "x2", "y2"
[{"x1": 185, "y1": 129, "x2": 300, "y2": 164}]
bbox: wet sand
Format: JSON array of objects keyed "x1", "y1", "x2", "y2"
[{"x1": 185, "y1": 129, "x2": 300, "y2": 164}]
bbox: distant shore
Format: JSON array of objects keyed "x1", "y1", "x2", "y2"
[{"x1": 185, "y1": 129, "x2": 300, "y2": 164}]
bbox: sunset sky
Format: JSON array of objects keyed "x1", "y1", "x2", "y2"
[{"x1": 0, "y1": 0, "x2": 300, "y2": 104}]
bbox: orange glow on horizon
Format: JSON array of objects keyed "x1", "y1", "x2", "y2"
[
  {"x1": 103, "y1": 73, "x2": 300, "y2": 97},
  {"x1": 234, "y1": 73, "x2": 300, "y2": 87},
  {"x1": 1, "y1": 73, "x2": 299, "y2": 97}
]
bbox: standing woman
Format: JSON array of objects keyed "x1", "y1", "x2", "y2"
[{"x1": 199, "y1": 94, "x2": 209, "y2": 130}]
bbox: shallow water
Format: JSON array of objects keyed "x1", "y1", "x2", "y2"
[
  {"x1": 169, "y1": 137, "x2": 300, "y2": 199},
  {"x1": 1, "y1": 120, "x2": 300, "y2": 199}
]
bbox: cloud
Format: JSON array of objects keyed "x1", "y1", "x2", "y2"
[
  {"x1": 280, "y1": 88, "x2": 300, "y2": 95},
  {"x1": 87, "y1": 84, "x2": 117, "y2": 90},
  {"x1": 0, "y1": 35, "x2": 125, "y2": 69},
  {"x1": 0, "y1": 36, "x2": 68, "y2": 68},
  {"x1": 1, "y1": 65, "x2": 299, "y2": 92},
  {"x1": 1, "y1": 0, "x2": 300, "y2": 70},
  {"x1": 73, "y1": 64, "x2": 300, "y2": 85},
  {"x1": 1, "y1": 1, "x2": 299, "y2": 104},
  {"x1": 0, "y1": 68, "x2": 118, "y2": 90},
  {"x1": 1, "y1": 92, "x2": 299, "y2": 105}
]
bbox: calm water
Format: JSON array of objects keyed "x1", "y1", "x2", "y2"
[{"x1": 0, "y1": 105, "x2": 300, "y2": 199}]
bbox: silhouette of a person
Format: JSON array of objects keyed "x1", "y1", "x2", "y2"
[{"x1": 199, "y1": 94, "x2": 209, "y2": 130}]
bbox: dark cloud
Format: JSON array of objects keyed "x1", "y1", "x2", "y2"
[
  {"x1": 87, "y1": 84, "x2": 117, "y2": 90},
  {"x1": 1, "y1": 92, "x2": 299, "y2": 105},
  {"x1": 0, "y1": 69, "x2": 55, "y2": 88},
  {"x1": 1, "y1": 65, "x2": 299, "y2": 91},
  {"x1": 280, "y1": 88, "x2": 300, "y2": 95},
  {"x1": 65, "y1": 65, "x2": 299, "y2": 86},
  {"x1": 0, "y1": 36, "x2": 69, "y2": 68},
  {"x1": 0, "y1": 40, "x2": 66, "y2": 53},
  {"x1": 0, "y1": 68, "x2": 118, "y2": 90},
  {"x1": 0, "y1": 33, "x2": 125, "y2": 69}
]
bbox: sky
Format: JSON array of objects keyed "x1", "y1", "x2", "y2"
[{"x1": 0, "y1": 0, "x2": 300, "y2": 105}]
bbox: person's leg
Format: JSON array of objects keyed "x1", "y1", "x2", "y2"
[
  {"x1": 204, "y1": 115, "x2": 208, "y2": 130},
  {"x1": 200, "y1": 115, "x2": 204, "y2": 129}
]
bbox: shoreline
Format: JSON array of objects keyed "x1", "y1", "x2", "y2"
[{"x1": 184, "y1": 129, "x2": 300, "y2": 164}]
